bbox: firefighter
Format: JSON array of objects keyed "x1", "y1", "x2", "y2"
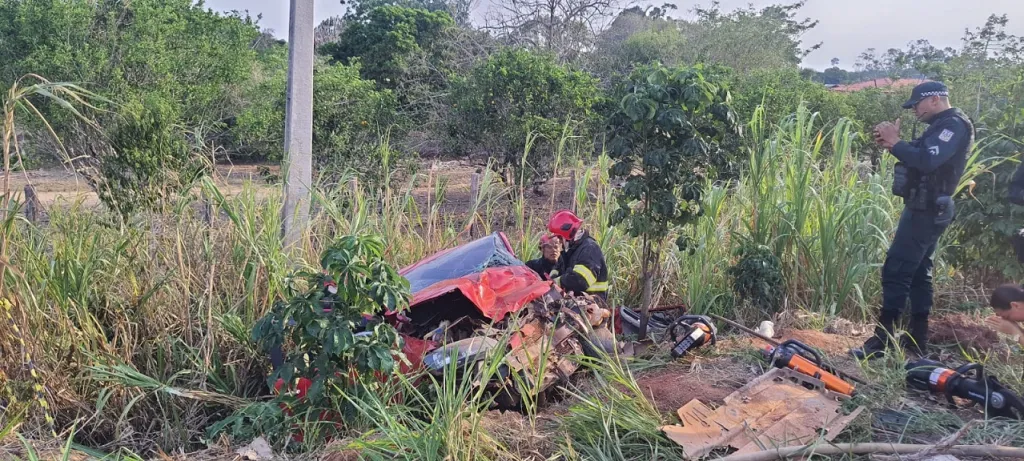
[
  {"x1": 547, "y1": 210, "x2": 609, "y2": 300},
  {"x1": 525, "y1": 234, "x2": 561, "y2": 280}
]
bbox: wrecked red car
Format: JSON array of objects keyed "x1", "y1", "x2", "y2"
[
  {"x1": 396, "y1": 231, "x2": 615, "y2": 407},
  {"x1": 275, "y1": 232, "x2": 615, "y2": 410}
]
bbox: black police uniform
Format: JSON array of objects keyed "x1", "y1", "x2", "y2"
[
  {"x1": 552, "y1": 231, "x2": 609, "y2": 300},
  {"x1": 856, "y1": 103, "x2": 975, "y2": 359}
]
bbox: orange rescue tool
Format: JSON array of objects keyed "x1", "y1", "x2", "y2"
[{"x1": 761, "y1": 339, "x2": 856, "y2": 397}]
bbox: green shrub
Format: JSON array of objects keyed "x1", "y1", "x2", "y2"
[
  {"x1": 214, "y1": 233, "x2": 411, "y2": 448},
  {"x1": 727, "y1": 242, "x2": 786, "y2": 318},
  {"x1": 87, "y1": 97, "x2": 205, "y2": 218},
  {"x1": 448, "y1": 48, "x2": 602, "y2": 184}
]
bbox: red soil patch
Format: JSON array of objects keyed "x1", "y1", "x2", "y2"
[
  {"x1": 634, "y1": 359, "x2": 754, "y2": 416},
  {"x1": 777, "y1": 328, "x2": 866, "y2": 355},
  {"x1": 929, "y1": 313, "x2": 1003, "y2": 352}
]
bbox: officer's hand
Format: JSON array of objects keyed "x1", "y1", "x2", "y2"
[
  {"x1": 875, "y1": 119, "x2": 902, "y2": 150},
  {"x1": 873, "y1": 129, "x2": 886, "y2": 147}
]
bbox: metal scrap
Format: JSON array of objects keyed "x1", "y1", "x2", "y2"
[{"x1": 661, "y1": 368, "x2": 865, "y2": 459}]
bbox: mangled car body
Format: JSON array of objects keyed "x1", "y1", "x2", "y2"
[
  {"x1": 275, "y1": 232, "x2": 615, "y2": 409},
  {"x1": 397, "y1": 232, "x2": 615, "y2": 408}
]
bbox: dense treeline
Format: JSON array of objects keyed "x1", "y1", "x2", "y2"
[{"x1": 1, "y1": 0, "x2": 1023, "y2": 274}]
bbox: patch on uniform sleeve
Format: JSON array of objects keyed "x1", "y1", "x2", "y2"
[
  {"x1": 929, "y1": 146, "x2": 940, "y2": 156},
  {"x1": 938, "y1": 129, "x2": 955, "y2": 142}
]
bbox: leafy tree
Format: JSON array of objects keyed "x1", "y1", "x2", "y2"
[
  {"x1": 321, "y1": 6, "x2": 454, "y2": 91},
  {"x1": 79, "y1": 97, "x2": 206, "y2": 219},
  {"x1": 588, "y1": 1, "x2": 821, "y2": 89},
  {"x1": 340, "y1": 0, "x2": 471, "y2": 25},
  {"x1": 449, "y1": 48, "x2": 601, "y2": 185},
  {"x1": 819, "y1": 64, "x2": 850, "y2": 85},
  {"x1": 588, "y1": 8, "x2": 685, "y2": 87},
  {"x1": 234, "y1": 60, "x2": 398, "y2": 184},
  {"x1": 0, "y1": 0, "x2": 262, "y2": 164},
  {"x1": 605, "y1": 63, "x2": 738, "y2": 338},
  {"x1": 677, "y1": 1, "x2": 821, "y2": 73}
]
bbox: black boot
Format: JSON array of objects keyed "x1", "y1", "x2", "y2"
[
  {"x1": 850, "y1": 311, "x2": 898, "y2": 360},
  {"x1": 901, "y1": 314, "x2": 929, "y2": 357}
]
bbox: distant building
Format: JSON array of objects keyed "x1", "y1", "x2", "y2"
[{"x1": 829, "y1": 78, "x2": 928, "y2": 93}]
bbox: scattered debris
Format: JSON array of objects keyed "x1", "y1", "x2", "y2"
[
  {"x1": 824, "y1": 316, "x2": 868, "y2": 337},
  {"x1": 618, "y1": 306, "x2": 677, "y2": 340},
  {"x1": 756, "y1": 320, "x2": 775, "y2": 338},
  {"x1": 714, "y1": 442, "x2": 1024, "y2": 461},
  {"x1": 661, "y1": 368, "x2": 865, "y2": 459},
  {"x1": 236, "y1": 437, "x2": 274, "y2": 461}
]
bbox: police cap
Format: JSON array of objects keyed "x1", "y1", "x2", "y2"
[{"x1": 902, "y1": 81, "x2": 949, "y2": 109}]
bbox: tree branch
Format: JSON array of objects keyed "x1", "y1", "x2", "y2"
[{"x1": 717, "y1": 442, "x2": 1024, "y2": 461}]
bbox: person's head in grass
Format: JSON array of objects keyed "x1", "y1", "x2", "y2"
[{"x1": 989, "y1": 284, "x2": 1024, "y2": 322}]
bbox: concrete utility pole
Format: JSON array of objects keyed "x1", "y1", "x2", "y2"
[{"x1": 281, "y1": 0, "x2": 315, "y2": 250}]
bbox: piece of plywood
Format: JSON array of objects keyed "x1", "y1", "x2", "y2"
[{"x1": 660, "y1": 368, "x2": 864, "y2": 460}]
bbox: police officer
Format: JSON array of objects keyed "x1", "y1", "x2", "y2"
[
  {"x1": 547, "y1": 210, "x2": 610, "y2": 300},
  {"x1": 851, "y1": 81, "x2": 975, "y2": 360}
]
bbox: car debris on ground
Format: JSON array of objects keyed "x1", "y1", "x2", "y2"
[{"x1": 661, "y1": 367, "x2": 865, "y2": 459}]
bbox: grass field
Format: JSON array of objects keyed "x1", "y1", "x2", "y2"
[{"x1": 2, "y1": 107, "x2": 1023, "y2": 460}]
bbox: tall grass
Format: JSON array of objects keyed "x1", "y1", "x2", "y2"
[
  {"x1": 715, "y1": 105, "x2": 898, "y2": 318},
  {"x1": 1, "y1": 102, "x2": 1004, "y2": 455},
  {"x1": 339, "y1": 335, "x2": 519, "y2": 461},
  {"x1": 560, "y1": 350, "x2": 683, "y2": 460}
]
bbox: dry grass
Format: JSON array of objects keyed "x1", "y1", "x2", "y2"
[{"x1": 0, "y1": 102, "x2": 1018, "y2": 458}]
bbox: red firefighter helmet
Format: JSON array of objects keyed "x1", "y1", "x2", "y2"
[{"x1": 548, "y1": 210, "x2": 582, "y2": 241}]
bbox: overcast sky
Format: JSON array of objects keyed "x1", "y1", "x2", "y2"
[{"x1": 203, "y1": 0, "x2": 1024, "y2": 70}]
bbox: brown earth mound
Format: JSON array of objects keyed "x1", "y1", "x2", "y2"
[
  {"x1": 720, "y1": 328, "x2": 867, "y2": 356},
  {"x1": 777, "y1": 328, "x2": 866, "y2": 355},
  {"x1": 929, "y1": 313, "x2": 1003, "y2": 352},
  {"x1": 634, "y1": 358, "x2": 755, "y2": 416}
]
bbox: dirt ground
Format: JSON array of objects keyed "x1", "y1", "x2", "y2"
[
  {"x1": 634, "y1": 358, "x2": 754, "y2": 415},
  {"x1": 9, "y1": 164, "x2": 280, "y2": 208},
  {"x1": 930, "y1": 313, "x2": 1006, "y2": 353},
  {"x1": 12, "y1": 160, "x2": 581, "y2": 214}
]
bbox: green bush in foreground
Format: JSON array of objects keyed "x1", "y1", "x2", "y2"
[{"x1": 211, "y1": 233, "x2": 411, "y2": 448}]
